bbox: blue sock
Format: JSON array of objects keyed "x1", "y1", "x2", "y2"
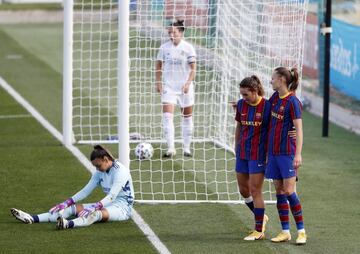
[
  {"x1": 276, "y1": 194, "x2": 290, "y2": 230},
  {"x1": 287, "y1": 192, "x2": 304, "y2": 230},
  {"x1": 254, "y1": 208, "x2": 265, "y2": 232},
  {"x1": 32, "y1": 215, "x2": 39, "y2": 223}
]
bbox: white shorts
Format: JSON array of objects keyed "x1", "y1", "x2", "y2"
[
  {"x1": 83, "y1": 202, "x2": 132, "y2": 221},
  {"x1": 162, "y1": 84, "x2": 194, "y2": 108}
]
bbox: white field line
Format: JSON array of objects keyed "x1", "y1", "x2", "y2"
[
  {"x1": 0, "y1": 76, "x2": 170, "y2": 254},
  {"x1": 0, "y1": 114, "x2": 32, "y2": 119}
]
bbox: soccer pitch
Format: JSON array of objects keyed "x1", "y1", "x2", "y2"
[{"x1": 1, "y1": 23, "x2": 360, "y2": 253}]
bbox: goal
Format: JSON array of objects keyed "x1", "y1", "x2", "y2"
[{"x1": 63, "y1": 0, "x2": 309, "y2": 203}]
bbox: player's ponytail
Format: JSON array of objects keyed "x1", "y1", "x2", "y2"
[
  {"x1": 239, "y1": 75, "x2": 264, "y2": 96},
  {"x1": 289, "y1": 67, "x2": 299, "y2": 92},
  {"x1": 90, "y1": 145, "x2": 115, "y2": 161},
  {"x1": 170, "y1": 19, "x2": 185, "y2": 32},
  {"x1": 274, "y1": 66, "x2": 299, "y2": 92}
]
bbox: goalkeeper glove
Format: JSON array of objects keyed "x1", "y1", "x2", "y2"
[
  {"x1": 78, "y1": 202, "x2": 103, "y2": 218},
  {"x1": 49, "y1": 198, "x2": 75, "y2": 214}
]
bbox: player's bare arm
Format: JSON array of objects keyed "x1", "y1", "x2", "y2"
[
  {"x1": 293, "y1": 118, "x2": 303, "y2": 169},
  {"x1": 182, "y1": 62, "x2": 196, "y2": 94}
]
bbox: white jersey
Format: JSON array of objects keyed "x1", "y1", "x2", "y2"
[
  {"x1": 71, "y1": 160, "x2": 134, "y2": 207},
  {"x1": 157, "y1": 40, "x2": 196, "y2": 92}
]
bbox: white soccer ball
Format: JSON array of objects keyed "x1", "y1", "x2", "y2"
[{"x1": 134, "y1": 142, "x2": 154, "y2": 160}]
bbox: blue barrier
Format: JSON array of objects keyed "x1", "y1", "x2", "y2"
[{"x1": 331, "y1": 19, "x2": 360, "y2": 100}]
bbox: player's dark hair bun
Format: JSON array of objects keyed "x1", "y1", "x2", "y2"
[{"x1": 90, "y1": 145, "x2": 115, "y2": 161}]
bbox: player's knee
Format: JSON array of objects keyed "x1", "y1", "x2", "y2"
[{"x1": 239, "y1": 188, "x2": 250, "y2": 198}]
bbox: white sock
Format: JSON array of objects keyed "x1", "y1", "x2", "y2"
[
  {"x1": 73, "y1": 210, "x2": 102, "y2": 228},
  {"x1": 244, "y1": 196, "x2": 253, "y2": 203},
  {"x1": 182, "y1": 116, "x2": 193, "y2": 152},
  {"x1": 37, "y1": 205, "x2": 76, "y2": 222},
  {"x1": 163, "y1": 112, "x2": 175, "y2": 150},
  {"x1": 298, "y1": 229, "x2": 306, "y2": 233},
  {"x1": 282, "y1": 230, "x2": 290, "y2": 234}
]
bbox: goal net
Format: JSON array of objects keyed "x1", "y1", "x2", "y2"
[{"x1": 65, "y1": 0, "x2": 309, "y2": 203}]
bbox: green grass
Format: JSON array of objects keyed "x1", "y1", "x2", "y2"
[
  {"x1": 0, "y1": 89, "x2": 156, "y2": 253},
  {"x1": 0, "y1": 3, "x2": 62, "y2": 11},
  {"x1": 1, "y1": 22, "x2": 360, "y2": 254}
]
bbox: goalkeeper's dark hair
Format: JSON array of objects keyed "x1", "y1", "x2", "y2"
[
  {"x1": 274, "y1": 67, "x2": 299, "y2": 92},
  {"x1": 239, "y1": 75, "x2": 264, "y2": 96},
  {"x1": 90, "y1": 145, "x2": 115, "y2": 161},
  {"x1": 169, "y1": 20, "x2": 185, "y2": 32}
]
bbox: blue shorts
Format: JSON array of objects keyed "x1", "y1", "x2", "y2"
[
  {"x1": 265, "y1": 155, "x2": 296, "y2": 180},
  {"x1": 235, "y1": 159, "x2": 265, "y2": 174}
]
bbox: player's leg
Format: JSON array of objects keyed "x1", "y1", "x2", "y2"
[
  {"x1": 236, "y1": 159, "x2": 253, "y2": 212},
  {"x1": 282, "y1": 175, "x2": 306, "y2": 244},
  {"x1": 180, "y1": 87, "x2": 194, "y2": 156},
  {"x1": 180, "y1": 106, "x2": 193, "y2": 156},
  {"x1": 162, "y1": 102, "x2": 176, "y2": 157},
  {"x1": 161, "y1": 86, "x2": 177, "y2": 157},
  {"x1": 265, "y1": 155, "x2": 291, "y2": 242},
  {"x1": 57, "y1": 203, "x2": 103, "y2": 229},
  {"x1": 244, "y1": 162, "x2": 266, "y2": 241},
  {"x1": 271, "y1": 179, "x2": 292, "y2": 242},
  {"x1": 57, "y1": 203, "x2": 131, "y2": 229},
  {"x1": 11, "y1": 205, "x2": 76, "y2": 224}
]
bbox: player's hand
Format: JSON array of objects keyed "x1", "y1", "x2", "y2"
[
  {"x1": 229, "y1": 101, "x2": 237, "y2": 112},
  {"x1": 288, "y1": 128, "x2": 297, "y2": 139},
  {"x1": 293, "y1": 154, "x2": 302, "y2": 169},
  {"x1": 156, "y1": 82, "x2": 162, "y2": 94},
  {"x1": 182, "y1": 82, "x2": 190, "y2": 94},
  {"x1": 49, "y1": 198, "x2": 74, "y2": 214},
  {"x1": 78, "y1": 202, "x2": 103, "y2": 218}
]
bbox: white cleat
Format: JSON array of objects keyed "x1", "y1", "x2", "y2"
[
  {"x1": 183, "y1": 149, "x2": 192, "y2": 157},
  {"x1": 56, "y1": 217, "x2": 69, "y2": 230},
  {"x1": 10, "y1": 208, "x2": 34, "y2": 224},
  {"x1": 163, "y1": 148, "x2": 176, "y2": 158}
]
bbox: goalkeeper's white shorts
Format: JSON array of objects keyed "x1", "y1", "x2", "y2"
[
  {"x1": 161, "y1": 84, "x2": 194, "y2": 108},
  {"x1": 83, "y1": 202, "x2": 132, "y2": 221}
]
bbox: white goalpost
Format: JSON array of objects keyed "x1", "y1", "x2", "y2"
[{"x1": 63, "y1": 0, "x2": 309, "y2": 203}]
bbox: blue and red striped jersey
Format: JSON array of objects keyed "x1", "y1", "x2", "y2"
[
  {"x1": 235, "y1": 97, "x2": 271, "y2": 161},
  {"x1": 268, "y1": 91, "x2": 302, "y2": 155}
]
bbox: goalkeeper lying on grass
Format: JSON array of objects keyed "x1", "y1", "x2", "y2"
[{"x1": 11, "y1": 145, "x2": 134, "y2": 230}]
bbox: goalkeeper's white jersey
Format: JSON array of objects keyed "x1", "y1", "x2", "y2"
[
  {"x1": 71, "y1": 160, "x2": 134, "y2": 206},
  {"x1": 157, "y1": 40, "x2": 196, "y2": 92}
]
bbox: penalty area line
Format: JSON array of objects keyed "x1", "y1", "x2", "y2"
[{"x1": 0, "y1": 76, "x2": 171, "y2": 254}]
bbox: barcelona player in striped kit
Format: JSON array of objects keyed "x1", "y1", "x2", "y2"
[
  {"x1": 266, "y1": 67, "x2": 307, "y2": 244},
  {"x1": 234, "y1": 75, "x2": 271, "y2": 240}
]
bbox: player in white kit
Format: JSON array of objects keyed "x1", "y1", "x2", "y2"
[
  {"x1": 10, "y1": 145, "x2": 134, "y2": 230},
  {"x1": 156, "y1": 20, "x2": 197, "y2": 157}
]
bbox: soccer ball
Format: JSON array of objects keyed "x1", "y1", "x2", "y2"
[{"x1": 134, "y1": 142, "x2": 154, "y2": 160}]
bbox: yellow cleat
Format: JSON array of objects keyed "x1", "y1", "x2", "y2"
[
  {"x1": 262, "y1": 214, "x2": 269, "y2": 233},
  {"x1": 244, "y1": 230, "x2": 265, "y2": 241},
  {"x1": 296, "y1": 232, "x2": 307, "y2": 245},
  {"x1": 271, "y1": 232, "x2": 291, "y2": 243}
]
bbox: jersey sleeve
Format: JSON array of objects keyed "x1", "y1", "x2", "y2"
[
  {"x1": 71, "y1": 173, "x2": 100, "y2": 202},
  {"x1": 99, "y1": 167, "x2": 130, "y2": 207},
  {"x1": 289, "y1": 97, "x2": 302, "y2": 120},
  {"x1": 156, "y1": 45, "x2": 164, "y2": 62},
  {"x1": 235, "y1": 100, "x2": 242, "y2": 122},
  {"x1": 187, "y1": 44, "x2": 196, "y2": 64}
]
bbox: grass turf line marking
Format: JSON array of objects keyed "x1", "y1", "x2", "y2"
[
  {"x1": 0, "y1": 114, "x2": 32, "y2": 119},
  {"x1": 0, "y1": 76, "x2": 171, "y2": 254}
]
